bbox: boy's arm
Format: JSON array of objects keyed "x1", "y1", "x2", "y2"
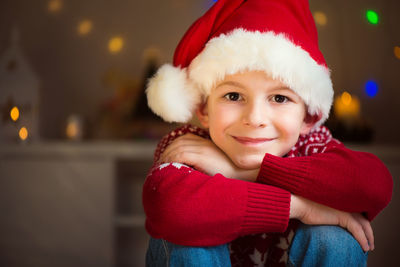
[
  {"x1": 257, "y1": 142, "x2": 393, "y2": 221},
  {"x1": 142, "y1": 162, "x2": 291, "y2": 247},
  {"x1": 143, "y1": 163, "x2": 374, "y2": 250}
]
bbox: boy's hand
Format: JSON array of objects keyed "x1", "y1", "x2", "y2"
[
  {"x1": 159, "y1": 133, "x2": 258, "y2": 181},
  {"x1": 290, "y1": 195, "x2": 374, "y2": 252}
]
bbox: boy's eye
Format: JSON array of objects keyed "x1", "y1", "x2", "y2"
[
  {"x1": 273, "y1": 95, "x2": 289, "y2": 103},
  {"x1": 224, "y1": 92, "x2": 242, "y2": 101}
]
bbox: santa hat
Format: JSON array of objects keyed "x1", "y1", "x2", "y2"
[{"x1": 146, "y1": 0, "x2": 333, "y2": 127}]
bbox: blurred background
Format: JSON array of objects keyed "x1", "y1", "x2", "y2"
[{"x1": 0, "y1": 0, "x2": 398, "y2": 266}]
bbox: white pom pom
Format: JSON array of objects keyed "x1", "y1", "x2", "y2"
[{"x1": 146, "y1": 64, "x2": 201, "y2": 123}]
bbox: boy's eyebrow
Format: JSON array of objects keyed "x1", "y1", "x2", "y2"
[
  {"x1": 216, "y1": 81, "x2": 245, "y2": 89},
  {"x1": 217, "y1": 81, "x2": 292, "y2": 92}
]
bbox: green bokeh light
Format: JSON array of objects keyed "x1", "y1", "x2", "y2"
[{"x1": 366, "y1": 10, "x2": 379, "y2": 25}]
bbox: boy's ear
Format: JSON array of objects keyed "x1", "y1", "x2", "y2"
[
  {"x1": 195, "y1": 101, "x2": 209, "y2": 129},
  {"x1": 300, "y1": 113, "x2": 322, "y2": 135}
]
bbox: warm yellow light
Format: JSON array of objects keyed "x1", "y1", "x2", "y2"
[
  {"x1": 78, "y1": 20, "x2": 93, "y2": 36},
  {"x1": 334, "y1": 93, "x2": 361, "y2": 119},
  {"x1": 19, "y1": 127, "x2": 28, "y2": 141},
  {"x1": 66, "y1": 122, "x2": 78, "y2": 139},
  {"x1": 48, "y1": 0, "x2": 62, "y2": 13},
  {"x1": 314, "y1": 11, "x2": 327, "y2": 26},
  {"x1": 394, "y1": 46, "x2": 400, "y2": 60},
  {"x1": 108, "y1": 37, "x2": 124, "y2": 54},
  {"x1": 341, "y1": 92, "x2": 352, "y2": 106},
  {"x1": 10, "y1": 106, "x2": 20, "y2": 121}
]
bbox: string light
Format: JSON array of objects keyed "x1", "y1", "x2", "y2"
[
  {"x1": 366, "y1": 10, "x2": 379, "y2": 25},
  {"x1": 78, "y1": 20, "x2": 93, "y2": 36},
  {"x1": 365, "y1": 80, "x2": 378, "y2": 97},
  {"x1": 108, "y1": 37, "x2": 124, "y2": 54},
  {"x1": 19, "y1": 127, "x2": 28, "y2": 141},
  {"x1": 314, "y1": 11, "x2": 327, "y2": 26},
  {"x1": 10, "y1": 106, "x2": 20, "y2": 121}
]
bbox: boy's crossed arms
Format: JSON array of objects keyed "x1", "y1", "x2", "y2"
[{"x1": 144, "y1": 127, "x2": 392, "y2": 253}]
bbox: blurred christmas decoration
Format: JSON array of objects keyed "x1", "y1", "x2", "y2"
[
  {"x1": 94, "y1": 46, "x2": 176, "y2": 140},
  {"x1": 0, "y1": 28, "x2": 40, "y2": 143},
  {"x1": 95, "y1": 67, "x2": 139, "y2": 139},
  {"x1": 129, "y1": 46, "x2": 176, "y2": 138},
  {"x1": 326, "y1": 91, "x2": 373, "y2": 143}
]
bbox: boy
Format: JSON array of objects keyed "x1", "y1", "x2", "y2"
[{"x1": 142, "y1": 0, "x2": 393, "y2": 266}]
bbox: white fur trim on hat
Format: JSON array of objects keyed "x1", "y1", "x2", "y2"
[
  {"x1": 147, "y1": 28, "x2": 333, "y2": 126},
  {"x1": 146, "y1": 64, "x2": 201, "y2": 123}
]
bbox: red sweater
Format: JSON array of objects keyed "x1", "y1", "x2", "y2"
[{"x1": 142, "y1": 124, "x2": 392, "y2": 266}]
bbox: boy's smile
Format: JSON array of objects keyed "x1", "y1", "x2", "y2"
[
  {"x1": 231, "y1": 136, "x2": 276, "y2": 146},
  {"x1": 196, "y1": 71, "x2": 318, "y2": 169}
]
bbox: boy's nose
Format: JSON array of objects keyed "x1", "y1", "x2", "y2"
[{"x1": 242, "y1": 101, "x2": 268, "y2": 128}]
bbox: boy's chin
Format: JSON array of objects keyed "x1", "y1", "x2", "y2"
[{"x1": 233, "y1": 156, "x2": 263, "y2": 170}]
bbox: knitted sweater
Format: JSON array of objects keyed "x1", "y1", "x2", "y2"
[{"x1": 142, "y1": 124, "x2": 392, "y2": 266}]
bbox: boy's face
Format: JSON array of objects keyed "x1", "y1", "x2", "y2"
[{"x1": 196, "y1": 71, "x2": 317, "y2": 169}]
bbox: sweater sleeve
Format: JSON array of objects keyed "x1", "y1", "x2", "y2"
[
  {"x1": 142, "y1": 162, "x2": 291, "y2": 247},
  {"x1": 256, "y1": 142, "x2": 393, "y2": 221}
]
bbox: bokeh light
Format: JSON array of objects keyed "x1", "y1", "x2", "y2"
[
  {"x1": 48, "y1": 0, "x2": 63, "y2": 13},
  {"x1": 394, "y1": 46, "x2": 400, "y2": 60},
  {"x1": 334, "y1": 92, "x2": 361, "y2": 119},
  {"x1": 341, "y1": 92, "x2": 352, "y2": 106},
  {"x1": 78, "y1": 20, "x2": 93, "y2": 36},
  {"x1": 66, "y1": 122, "x2": 78, "y2": 139},
  {"x1": 19, "y1": 127, "x2": 28, "y2": 141},
  {"x1": 365, "y1": 80, "x2": 378, "y2": 97},
  {"x1": 10, "y1": 106, "x2": 20, "y2": 121},
  {"x1": 366, "y1": 10, "x2": 379, "y2": 25},
  {"x1": 314, "y1": 11, "x2": 328, "y2": 26},
  {"x1": 108, "y1": 37, "x2": 124, "y2": 54}
]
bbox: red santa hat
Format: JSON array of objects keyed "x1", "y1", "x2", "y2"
[{"x1": 146, "y1": 0, "x2": 333, "y2": 127}]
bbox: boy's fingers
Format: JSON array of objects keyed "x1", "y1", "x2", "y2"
[
  {"x1": 362, "y1": 221, "x2": 374, "y2": 251},
  {"x1": 346, "y1": 216, "x2": 370, "y2": 252},
  {"x1": 355, "y1": 214, "x2": 374, "y2": 251}
]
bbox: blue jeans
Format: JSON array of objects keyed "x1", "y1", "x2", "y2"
[{"x1": 145, "y1": 225, "x2": 368, "y2": 267}]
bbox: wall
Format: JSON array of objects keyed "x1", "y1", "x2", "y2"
[{"x1": 0, "y1": 0, "x2": 399, "y2": 142}]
